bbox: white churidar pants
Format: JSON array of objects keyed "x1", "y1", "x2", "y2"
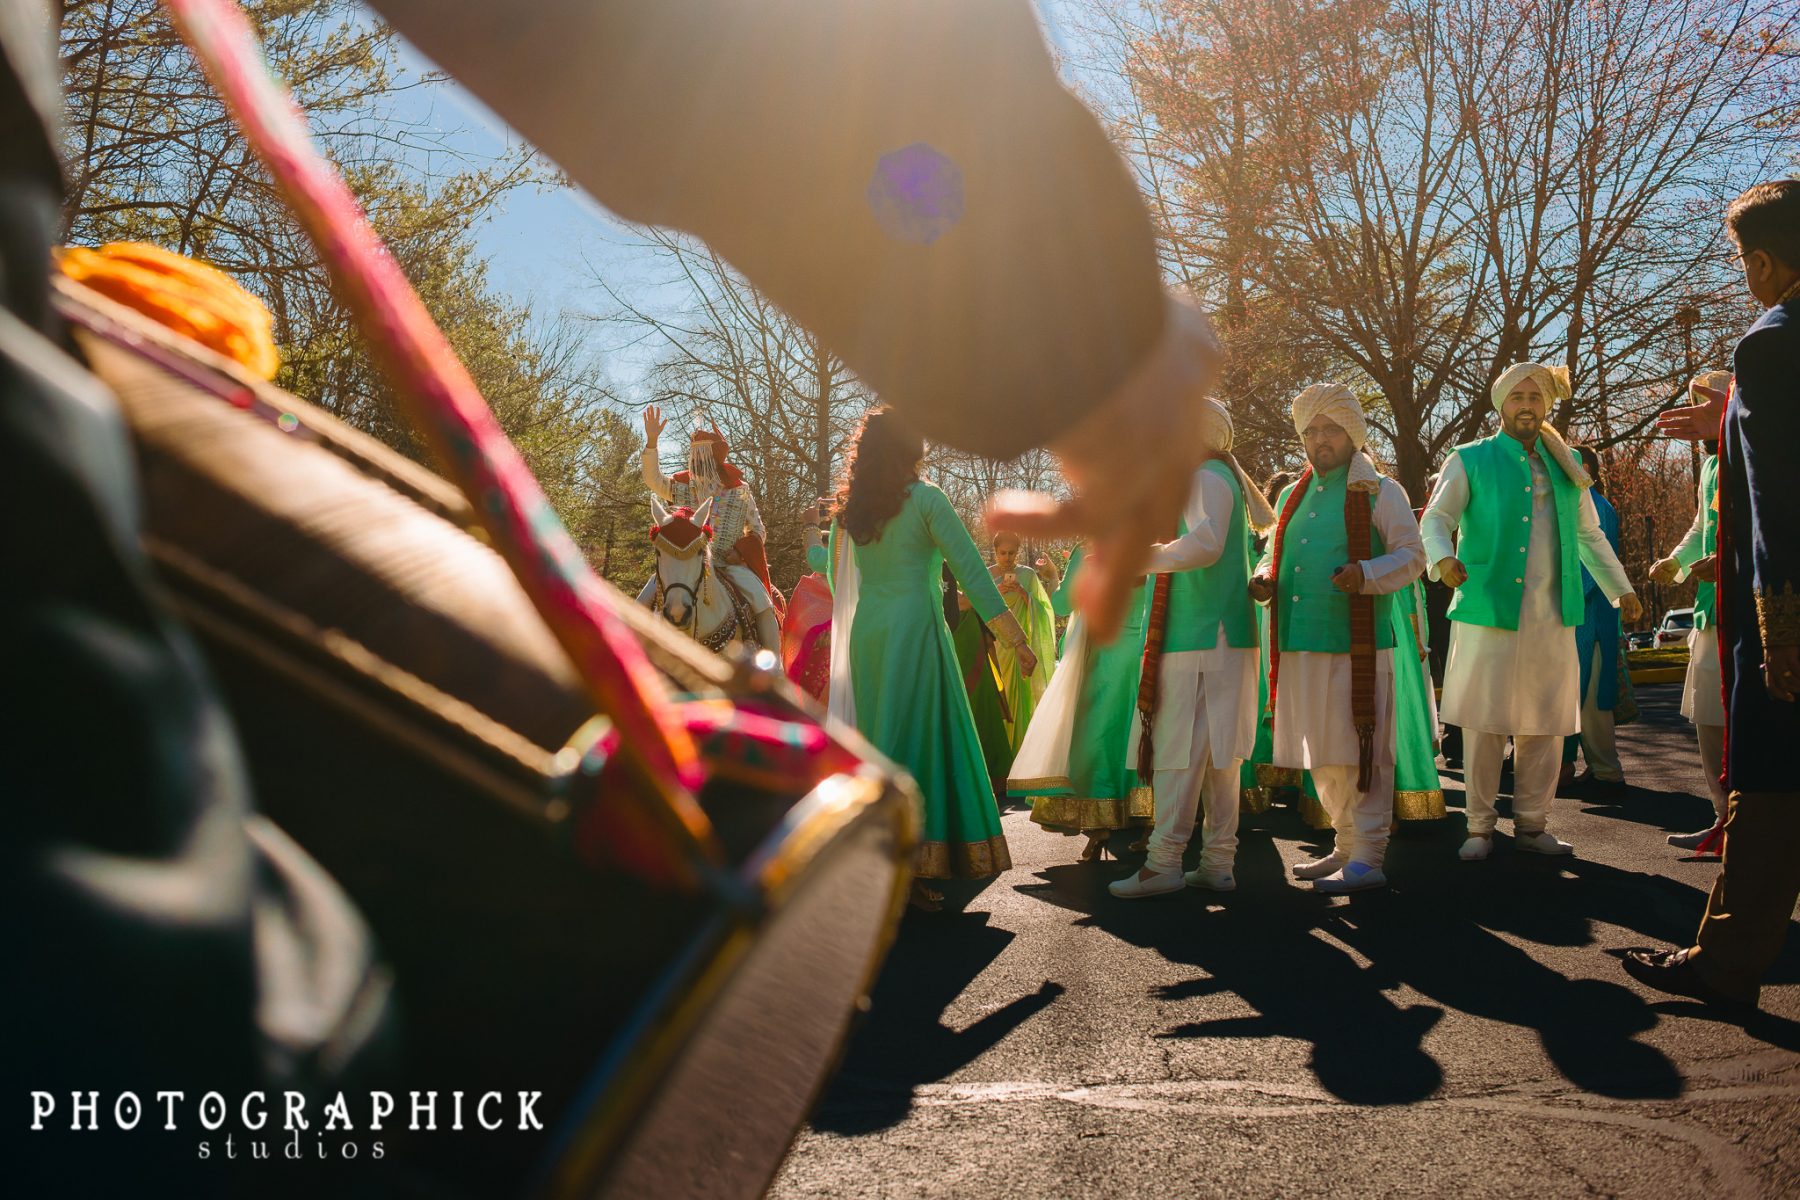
[
  {"x1": 1144, "y1": 687, "x2": 1242, "y2": 875},
  {"x1": 1314, "y1": 763, "x2": 1397, "y2": 867},
  {"x1": 1465, "y1": 731, "x2": 1562, "y2": 836}
]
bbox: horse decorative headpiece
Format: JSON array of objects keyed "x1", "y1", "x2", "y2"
[{"x1": 649, "y1": 495, "x2": 716, "y2": 557}]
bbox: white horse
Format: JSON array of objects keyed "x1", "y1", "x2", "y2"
[{"x1": 638, "y1": 495, "x2": 779, "y2": 653}]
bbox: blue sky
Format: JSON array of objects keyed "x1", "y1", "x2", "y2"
[{"x1": 379, "y1": 3, "x2": 1083, "y2": 393}]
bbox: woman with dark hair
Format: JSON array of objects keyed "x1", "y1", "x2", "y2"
[{"x1": 818, "y1": 408, "x2": 1036, "y2": 909}]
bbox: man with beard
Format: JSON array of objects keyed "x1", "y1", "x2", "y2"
[
  {"x1": 1249, "y1": 385, "x2": 1427, "y2": 894},
  {"x1": 1421, "y1": 364, "x2": 1641, "y2": 863}
]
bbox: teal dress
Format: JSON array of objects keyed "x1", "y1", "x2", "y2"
[
  {"x1": 826, "y1": 482, "x2": 1012, "y2": 879},
  {"x1": 1013, "y1": 548, "x2": 1153, "y2": 833}
]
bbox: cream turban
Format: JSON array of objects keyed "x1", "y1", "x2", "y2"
[
  {"x1": 1490, "y1": 362, "x2": 1591, "y2": 489},
  {"x1": 1291, "y1": 383, "x2": 1381, "y2": 492},
  {"x1": 1200, "y1": 397, "x2": 1277, "y2": 533},
  {"x1": 1690, "y1": 369, "x2": 1732, "y2": 401}
]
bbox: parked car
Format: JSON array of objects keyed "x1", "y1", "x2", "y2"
[
  {"x1": 1626, "y1": 629, "x2": 1655, "y2": 651},
  {"x1": 1654, "y1": 607, "x2": 1695, "y2": 649}
]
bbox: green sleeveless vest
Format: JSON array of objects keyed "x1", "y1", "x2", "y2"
[
  {"x1": 1272, "y1": 465, "x2": 1395, "y2": 653},
  {"x1": 1164, "y1": 459, "x2": 1258, "y2": 651},
  {"x1": 1694, "y1": 454, "x2": 1719, "y2": 630},
  {"x1": 1444, "y1": 433, "x2": 1583, "y2": 630}
]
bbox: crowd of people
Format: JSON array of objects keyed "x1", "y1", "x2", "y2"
[{"x1": 740, "y1": 179, "x2": 1799, "y2": 1014}]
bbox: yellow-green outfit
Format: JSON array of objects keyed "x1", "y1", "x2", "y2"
[{"x1": 991, "y1": 563, "x2": 1057, "y2": 756}]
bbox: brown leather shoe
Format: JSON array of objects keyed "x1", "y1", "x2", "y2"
[{"x1": 1620, "y1": 948, "x2": 1755, "y2": 1011}]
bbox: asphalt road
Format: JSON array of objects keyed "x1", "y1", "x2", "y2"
[{"x1": 771, "y1": 686, "x2": 1800, "y2": 1199}]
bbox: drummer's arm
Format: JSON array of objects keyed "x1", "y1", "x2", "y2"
[{"x1": 363, "y1": 0, "x2": 1162, "y2": 461}]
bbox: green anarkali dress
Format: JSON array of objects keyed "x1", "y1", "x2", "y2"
[
  {"x1": 1010, "y1": 547, "x2": 1154, "y2": 833},
  {"x1": 825, "y1": 482, "x2": 1013, "y2": 878}
]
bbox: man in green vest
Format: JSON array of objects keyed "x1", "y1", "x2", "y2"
[
  {"x1": 1249, "y1": 385, "x2": 1428, "y2": 894},
  {"x1": 1111, "y1": 400, "x2": 1276, "y2": 897},
  {"x1": 1421, "y1": 362, "x2": 1642, "y2": 862},
  {"x1": 1650, "y1": 369, "x2": 1732, "y2": 852}
]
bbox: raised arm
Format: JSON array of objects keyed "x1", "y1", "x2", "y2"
[
  {"x1": 364, "y1": 0, "x2": 1162, "y2": 460},
  {"x1": 1049, "y1": 545, "x2": 1083, "y2": 618},
  {"x1": 925, "y1": 488, "x2": 1007, "y2": 622}
]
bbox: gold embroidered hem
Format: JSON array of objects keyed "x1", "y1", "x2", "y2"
[
  {"x1": 915, "y1": 835, "x2": 1012, "y2": 879},
  {"x1": 1755, "y1": 582, "x2": 1800, "y2": 649},
  {"x1": 1297, "y1": 791, "x2": 1331, "y2": 831},
  {"x1": 1029, "y1": 788, "x2": 1154, "y2": 834},
  {"x1": 1009, "y1": 775, "x2": 1072, "y2": 793},
  {"x1": 1256, "y1": 763, "x2": 1305, "y2": 790},
  {"x1": 1239, "y1": 786, "x2": 1275, "y2": 815},
  {"x1": 1394, "y1": 788, "x2": 1446, "y2": 821}
]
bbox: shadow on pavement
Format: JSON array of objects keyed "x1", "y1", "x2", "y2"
[{"x1": 809, "y1": 909, "x2": 1065, "y2": 1135}]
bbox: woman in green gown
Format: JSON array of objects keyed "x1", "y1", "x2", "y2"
[
  {"x1": 1007, "y1": 547, "x2": 1153, "y2": 861},
  {"x1": 820, "y1": 409, "x2": 1038, "y2": 909},
  {"x1": 987, "y1": 531, "x2": 1058, "y2": 756}
]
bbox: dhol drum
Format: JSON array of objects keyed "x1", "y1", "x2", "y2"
[{"x1": 56, "y1": 204, "x2": 912, "y2": 1200}]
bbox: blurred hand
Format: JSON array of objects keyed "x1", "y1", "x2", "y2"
[
  {"x1": 1247, "y1": 573, "x2": 1275, "y2": 604},
  {"x1": 1437, "y1": 557, "x2": 1468, "y2": 588},
  {"x1": 987, "y1": 298, "x2": 1222, "y2": 642},
  {"x1": 1619, "y1": 593, "x2": 1643, "y2": 625},
  {"x1": 998, "y1": 574, "x2": 1022, "y2": 596},
  {"x1": 643, "y1": 403, "x2": 667, "y2": 443},
  {"x1": 1656, "y1": 385, "x2": 1727, "y2": 441},
  {"x1": 800, "y1": 503, "x2": 821, "y2": 526},
  {"x1": 1648, "y1": 555, "x2": 1681, "y2": 586},
  {"x1": 956, "y1": 591, "x2": 973, "y2": 612},
  {"x1": 1765, "y1": 644, "x2": 1800, "y2": 703},
  {"x1": 1689, "y1": 554, "x2": 1718, "y2": 584}
]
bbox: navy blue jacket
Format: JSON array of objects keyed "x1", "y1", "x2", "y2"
[{"x1": 1720, "y1": 293, "x2": 1800, "y2": 792}]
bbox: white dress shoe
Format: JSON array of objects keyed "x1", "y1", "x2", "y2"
[
  {"x1": 1667, "y1": 822, "x2": 1723, "y2": 851},
  {"x1": 1292, "y1": 853, "x2": 1346, "y2": 881},
  {"x1": 1515, "y1": 830, "x2": 1574, "y2": 856},
  {"x1": 1458, "y1": 834, "x2": 1492, "y2": 861},
  {"x1": 1108, "y1": 868, "x2": 1187, "y2": 899},
  {"x1": 1184, "y1": 867, "x2": 1237, "y2": 892},
  {"x1": 1313, "y1": 862, "x2": 1387, "y2": 894}
]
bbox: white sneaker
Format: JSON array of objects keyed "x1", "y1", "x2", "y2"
[
  {"x1": 1458, "y1": 834, "x2": 1492, "y2": 862},
  {"x1": 1184, "y1": 866, "x2": 1237, "y2": 892},
  {"x1": 1314, "y1": 862, "x2": 1387, "y2": 894},
  {"x1": 1515, "y1": 830, "x2": 1574, "y2": 856},
  {"x1": 1292, "y1": 853, "x2": 1346, "y2": 881},
  {"x1": 1108, "y1": 867, "x2": 1187, "y2": 899}
]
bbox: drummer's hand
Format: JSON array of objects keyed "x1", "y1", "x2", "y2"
[
  {"x1": 1619, "y1": 593, "x2": 1643, "y2": 625},
  {"x1": 1648, "y1": 555, "x2": 1681, "y2": 586},
  {"x1": 1657, "y1": 385, "x2": 1727, "y2": 441},
  {"x1": 1689, "y1": 554, "x2": 1718, "y2": 584},
  {"x1": 1765, "y1": 644, "x2": 1800, "y2": 703},
  {"x1": 1018, "y1": 646, "x2": 1039, "y2": 677},
  {"x1": 643, "y1": 403, "x2": 667, "y2": 443},
  {"x1": 987, "y1": 299, "x2": 1221, "y2": 642},
  {"x1": 1437, "y1": 557, "x2": 1468, "y2": 588}
]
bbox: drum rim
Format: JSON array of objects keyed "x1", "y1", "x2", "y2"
[{"x1": 535, "y1": 767, "x2": 919, "y2": 1199}]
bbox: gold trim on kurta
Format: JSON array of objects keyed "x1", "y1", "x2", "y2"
[
  {"x1": 1394, "y1": 788, "x2": 1446, "y2": 822},
  {"x1": 1029, "y1": 787, "x2": 1155, "y2": 834},
  {"x1": 1255, "y1": 763, "x2": 1305, "y2": 790},
  {"x1": 1755, "y1": 582, "x2": 1800, "y2": 649},
  {"x1": 1009, "y1": 775, "x2": 1073, "y2": 792},
  {"x1": 915, "y1": 835, "x2": 1012, "y2": 879}
]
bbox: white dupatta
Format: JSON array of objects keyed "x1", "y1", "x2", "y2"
[
  {"x1": 825, "y1": 523, "x2": 861, "y2": 727},
  {"x1": 1005, "y1": 614, "x2": 1088, "y2": 793}
]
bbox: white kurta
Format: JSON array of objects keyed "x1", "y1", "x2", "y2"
[
  {"x1": 1422, "y1": 448, "x2": 1633, "y2": 736},
  {"x1": 1668, "y1": 470, "x2": 1727, "y2": 727},
  {"x1": 1125, "y1": 467, "x2": 1258, "y2": 771},
  {"x1": 1260, "y1": 476, "x2": 1427, "y2": 770}
]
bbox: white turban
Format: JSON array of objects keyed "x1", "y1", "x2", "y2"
[
  {"x1": 1291, "y1": 383, "x2": 1381, "y2": 493},
  {"x1": 1200, "y1": 397, "x2": 1277, "y2": 533},
  {"x1": 1690, "y1": 369, "x2": 1732, "y2": 401},
  {"x1": 1490, "y1": 362, "x2": 1591, "y2": 488}
]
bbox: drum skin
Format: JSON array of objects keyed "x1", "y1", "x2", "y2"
[{"x1": 60, "y1": 280, "x2": 914, "y2": 1198}]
